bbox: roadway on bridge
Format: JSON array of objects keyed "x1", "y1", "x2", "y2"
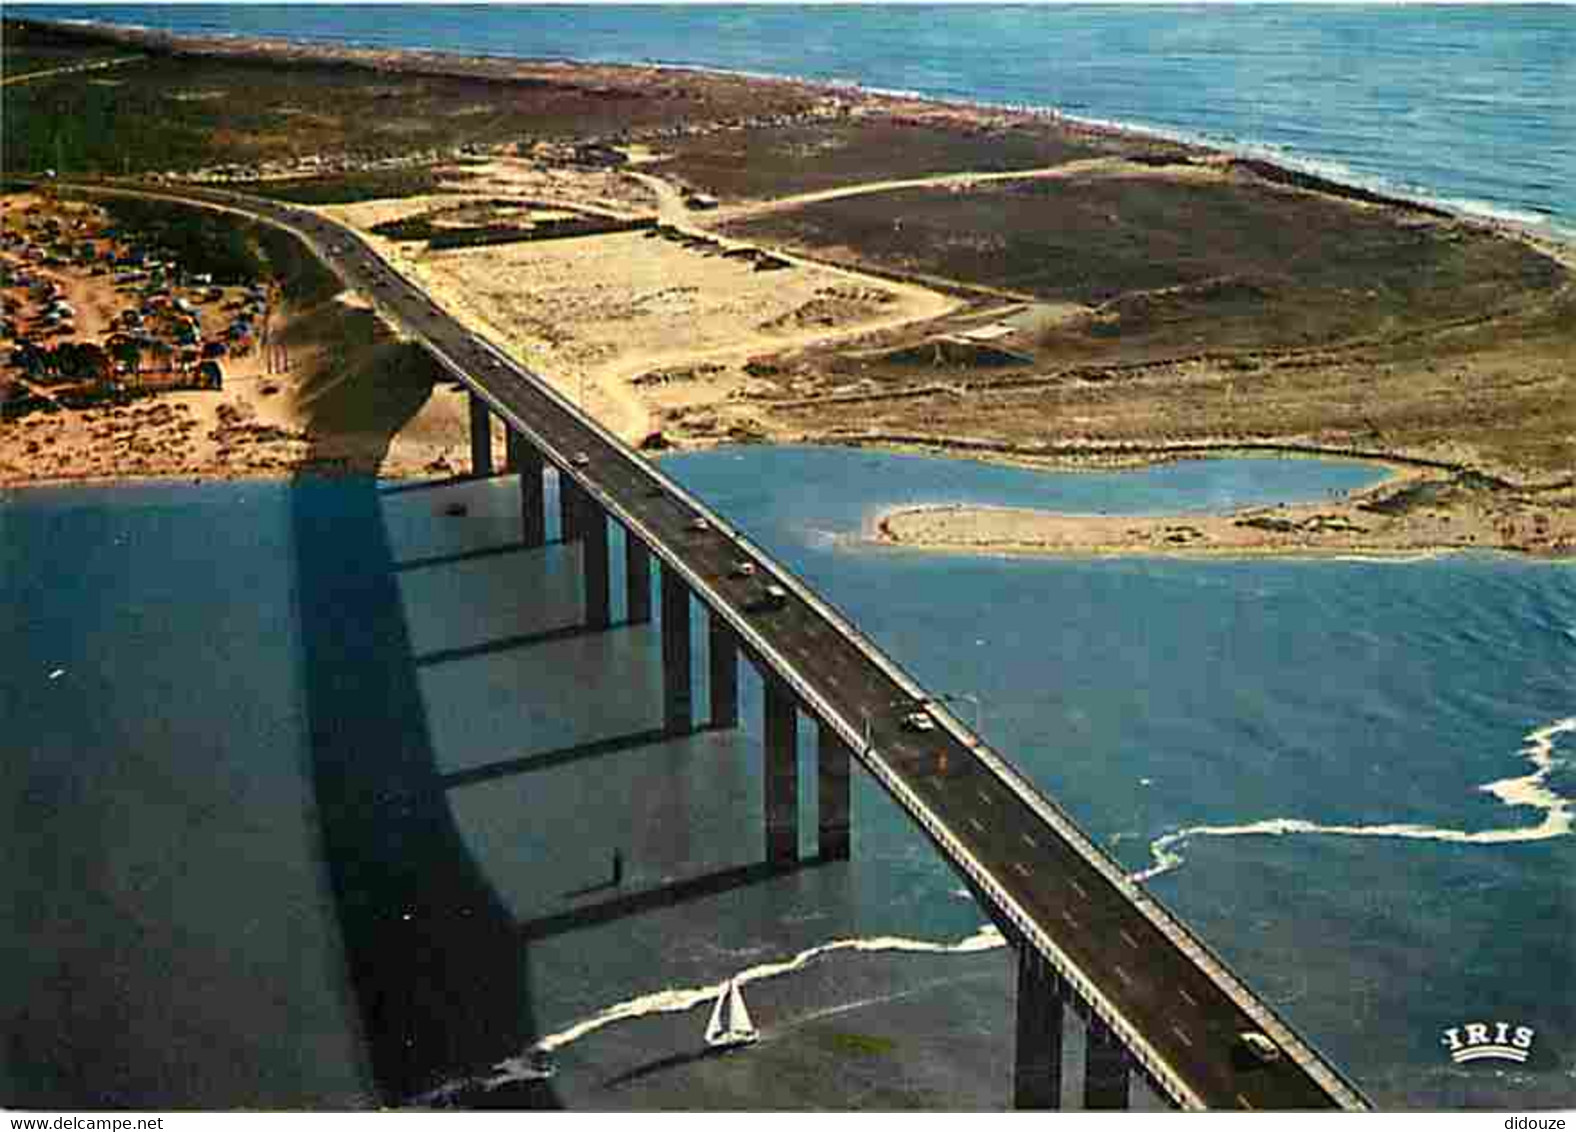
[{"x1": 95, "y1": 182, "x2": 1356, "y2": 1110}]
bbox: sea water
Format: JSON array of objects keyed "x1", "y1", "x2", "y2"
[
  {"x1": 18, "y1": 3, "x2": 1576, "y2": 237},
  {"x1": 3, "y1": 453, "x2": 1572, "y2": 1109}
]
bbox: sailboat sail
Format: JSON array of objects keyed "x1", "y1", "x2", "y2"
[
  {"x1": 728, "y1": 980, "x2": 753, "y2": 1034},
  {"x1": 705, "y1": 976, "x2": 759, "y2": 1048}
]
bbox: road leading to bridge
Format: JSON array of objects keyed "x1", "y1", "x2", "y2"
[{"x1": 65, "y1": 179, "x2": 1370, "y2": 1111}]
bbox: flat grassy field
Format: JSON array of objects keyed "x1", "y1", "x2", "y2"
[
  {"x1": 726, "y1": 169, "x2": 1566, "y2": 357},
  {"x1": 653, "y1": 116, "x2": 1153, "y2": 201},
  {"x1": 1, "y1": 19, "x2": 810, "y2": 177}
]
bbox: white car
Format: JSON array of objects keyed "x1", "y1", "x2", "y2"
[
  {"x1": 730, "y1": 561, "x2": 756, "y2": 578},
  {"x1": 1236, "y1": 1031, "x2": 1282, "y2": 1064},
  {"x1": 902, "y1": 711, "x2": 936, "y2": 732}
]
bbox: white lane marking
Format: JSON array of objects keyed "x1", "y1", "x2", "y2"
[
  {"x1": 968, "y1": 817, "x2": 985, "y2": 833},
  {"x1": 1237, "y1": 1094, "x2": 1256, "y2": 1111},
  {"x1": 1068, "y1": 879, "x2": 1087, "y2": 899},
  {"x1": 1120, "y1": 929, "x2": 1139, "y2": 949},
  {"x1": 1061, "y1": 909, "x2": 1081, "y2": 930},
  {"x1": 977, "y1": 788, "x2": 994, "y2": 805},
  {"x1": 1178, "y1": 987, "x2": 1197, "y2": 1006},
  {"x1": 1113, "y1": 964, "x2": 1133, "y2": 986},
  {"x1": 1013, "y1": 861, "x2": 1032, "y2": 878},
  {"x1": 1170, "y1": 1024, "x2": 1194, "y2": 1048},
  {"x1": 1020, "y1": 832, "x2": 1037, "y2": 849}
]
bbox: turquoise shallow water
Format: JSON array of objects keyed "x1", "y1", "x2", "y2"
[{"x1": 3, "y1": 453, "x2": 1572, "y2": 1109}]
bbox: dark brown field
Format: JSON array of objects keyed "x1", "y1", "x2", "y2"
[
  {"x1": 652, "y1": 115, "x2": 1160, "y2": 200},
  {"x1": 724, "y1": 168, "x2": 1565, "y2": 355}
]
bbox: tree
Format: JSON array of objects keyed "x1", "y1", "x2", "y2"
[{"x1": 108, "y1": 335, "x2": 142, "y2": 376}]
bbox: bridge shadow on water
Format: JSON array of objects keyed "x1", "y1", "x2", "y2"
[
  {"x1": 288, "y1": 340, "x2": 563, "y2": 1107},
  {"x1": 287, "y1": 354, "x2": 796, "y2": 1108}
]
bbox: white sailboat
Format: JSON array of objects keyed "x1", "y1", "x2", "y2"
[{"x1": 704, "y1": 976, "x2": 759, "y2": 1050}]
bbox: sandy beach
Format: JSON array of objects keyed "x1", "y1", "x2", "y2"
[{"x1": 873, "y1": 464, "x2": 1576, "y2": 561}]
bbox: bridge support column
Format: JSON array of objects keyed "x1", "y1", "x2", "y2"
[
  {"x1": 506, "y1": 432, "x2": 545, "y2": 548},
  {"x1": 708, "y1": 615, "x2": 738, "y2": 729},
  {"x1": 660, "y1": 565, "x2": 692, "y2": 735},
  {"x1": 581, "y1": 498, "x2": 610, "y2": 630},
  {"x1": 559, "y1": 474, "x2": 584, "y2": 543},
  {"x1": 1084, "y1": 1012, "x2": 1131, "y2": 1111},
  {"x1": 1013, "y1": 949, "x2": 1065, "y2": 1110},
  {"x1": 764, "y1": 675, "x2": 799, "y2": 866},
  {"x1": 625, "y1": 535, "x2": 651, "y2": 624},
  {"x1": 468, "y1": 392, "x2": 492, "y2": 477},
  {"x1": 817, "y1": 720, "x2": 851, "y2": 860}
]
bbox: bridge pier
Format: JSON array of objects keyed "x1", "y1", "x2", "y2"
[
  {"x1": 559, "y1": 473, "x2": 585, "y2": 543},
  {"x1": 625, "y1": 536, "x2": 652, "y2": 624},
  {"x1": 708, "y1": 615, "x2": 738, "y2": 729},
  {"x1": 764, "y1": 674, "x2": 799, "y2": 866},
  {"x1": 581, "y1": 497, "x2": 610, "y2": 630},
  {"x1": 506, "y1": 432, "x2": 545, "y2": 547},
  {"x1": 1013, "y1": 949, "x2": 1066, "y2": 1110},
  {"x1": 1084, "y1": 1012, "x2": 1131, "y2": 1111},
  {"x1": 468, "y1": 392, "x2": 492, "y2": 477},
  {"x1": 660, "y1": 564, "x2": 692, "y2": 735},
  {"x1": 816, "y1": 720, "x2": 851, "y2": 860}
]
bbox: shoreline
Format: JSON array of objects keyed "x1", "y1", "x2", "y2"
[
  {"x1": 14, "y1": 444, "x2": 1574, "y2": 564},
  {"x1": 871, "y1": 459, "x2": 1576, "y2": 561},
  {"x1": 24, "y1": 14, "x2": 1575, "y2": 250},
  {"x1": 5, "y1": 19, "x2": 1572, "y2": 564}
]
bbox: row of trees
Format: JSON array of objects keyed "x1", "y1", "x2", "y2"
[{"x1": 9, "y1": 339, "x2": 112, "y2": 382}]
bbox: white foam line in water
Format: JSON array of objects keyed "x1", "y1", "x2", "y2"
[
  {"x1": 420, "y1": 924, "x2": 1005, "y2": 1101},
  {"x1": 1134, "y1": 717, "x2": 1575, "y2": 883}
]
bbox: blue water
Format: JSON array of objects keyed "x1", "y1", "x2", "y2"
[
  {"x1": 16, "y1": 3, "x2": 1576, "y2": 237},
  {"x1": 4, "y1": 455, "x2": 1573, "y2": 1109}
]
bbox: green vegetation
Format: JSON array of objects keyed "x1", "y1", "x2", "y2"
[
  {"x1": 82, "y1": 194, "x2": 337, "y2": 303},
  {"x1": 2, "y1": 19, "x2": 132, "y2": 78},
  {"x1": 93, "y1": 196, "x2": 263, "y2": 282},
  {"x1": 816, "y1": 1031, "x2": 898, "y2": 1057},
  {"x1": 1, "y1": 18, "x2": 733, "y2": 179},
  {"x1": 4, "y1": 20, "x2": 526, "y2": 175},
  {"x1": 235, "y1": 167, "x2": 454, "y2": 205},
  {"x1": 367, "y1": 208, "x2": 652, "y2": 248}
]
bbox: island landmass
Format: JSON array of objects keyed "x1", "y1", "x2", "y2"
[{"x1": 3, "y1": 17, "x2": 1572, "y2": 556}]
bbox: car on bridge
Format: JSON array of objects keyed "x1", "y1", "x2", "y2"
[
  {"x1": 1235, "y1": 1031, "x2": 1283, "y2": 1067},
  {"x1": 902, "y1": 710, "x2": 937, "y2": 732},
  {"x1": 747, "y1": 584, "x2": 789, "y2": 612}
]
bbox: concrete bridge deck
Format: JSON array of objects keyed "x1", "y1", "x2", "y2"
[{"x1": 63, "y1": 179, "x2": 1370, "y2": 1112}]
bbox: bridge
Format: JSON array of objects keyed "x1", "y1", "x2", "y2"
[{"x1": 64, "y1": 179, "x2": 1370, "y2": 1112}]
